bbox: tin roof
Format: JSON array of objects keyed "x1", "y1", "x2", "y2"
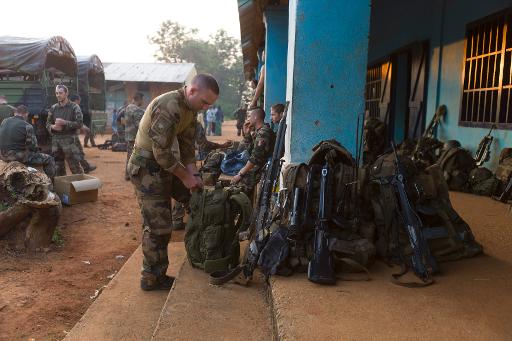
[{"x1": 103, "y1": 62, "x2": 196, "y2": 84}]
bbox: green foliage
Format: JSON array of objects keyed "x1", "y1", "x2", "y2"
[
  {"x1": 52, "y1": 227, "x2": 63, "y2": 246},
  {"x1": 149, "y1": 21, "x2": 245, "y2": 115}
]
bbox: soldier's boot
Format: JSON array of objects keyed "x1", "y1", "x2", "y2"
[
  {"x1": 80, "y1": 159, "x2": 96, "y2": 174},
  {"x1": 140, "y1": 271, "x2": 175, "y2": 291}
]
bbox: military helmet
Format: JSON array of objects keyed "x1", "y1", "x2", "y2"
[{"x1": 443, "y1": 140, "x2": 461, "y2": 150}]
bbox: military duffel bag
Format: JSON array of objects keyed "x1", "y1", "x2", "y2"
[{"x1": 185, "y1": 184, "x2": 252, "y2": 274}]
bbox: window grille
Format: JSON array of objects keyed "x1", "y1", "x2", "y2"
[
  {"x1": 460, "y1": 10, "x2": 512, "y2": 128},
  {"x1": 365, "y1": 64, "x2": 382, "y2": 118}
]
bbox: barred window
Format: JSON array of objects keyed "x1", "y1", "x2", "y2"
[
  {"x1": 460, "y1": 10, "x2": 512, "y2": 129},
  {"x1": 365, "y1": 64, "x2": 383, "y2": 118}
]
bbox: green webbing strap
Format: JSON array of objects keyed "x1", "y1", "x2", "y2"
[
  {"x1": 331, "y1": 255, "x2": 371, "y2": 281},
  {"x1": 391, "y1": 264, "x2": 435, "y2": 288},
  {"x1": 229, "y1": 191, "x2": 252, "y2": 234}
]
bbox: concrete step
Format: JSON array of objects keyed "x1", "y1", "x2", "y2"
[
  {"x1": 151, "y1": 262, "x2": 273, "y2": 341},
  {"x1": 64, "y1": 242, "x2": 186, "y2": 341}
]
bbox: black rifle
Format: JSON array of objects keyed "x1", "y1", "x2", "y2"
[
  {"x1": 498, "y1": 177, "x2": 512, "y2": 203},
  {"x1": 390, "y1": 142, "x2": 437, "y2": 286},
  {"x1": 308, "y1": 161, "x2": 336, "y2": 285},
  {"x1": 287, "y1": 187, "x2": 303, "y2": 240},
  {"x1": 424, "y1": 105, "x2": 446, "y2": 138},
  {"x1": 475, "y1": 125, "x2": 495, "y2": 166}
]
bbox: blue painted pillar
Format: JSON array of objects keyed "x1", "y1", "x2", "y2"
[
  {"x1": 285, "y1": 0, "x2": 371, "y2": 163},
  {"x1": 263, "y1": 7, "x2": 288, "y2": 120}
]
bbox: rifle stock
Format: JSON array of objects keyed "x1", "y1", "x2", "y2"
[
  {"x1": 307, "y1": 162, "x2": 336, "y2": 285},
  {"x1": 475, "y1": 125, "x2": 495, "y2": 166}
]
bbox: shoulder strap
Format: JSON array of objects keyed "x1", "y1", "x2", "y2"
[{"x1": 229, "y1": 191, "x2": 252, "y2": 233}]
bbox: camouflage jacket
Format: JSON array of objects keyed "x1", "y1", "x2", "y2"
[
  {"x1": 248, "y1": 123, "x2": 275, "y2": 168},
  {"x1": 124, "y1": 103, "x2": 145, "y2": 142},
  {"x1": 0, "y1": 116, "x2": 38, "y2": 160},
  {"x1": 134, "y1": 88, "x2": 197, "y2": 172},
  {"x1": 195, "y1": 122, "x2": 221, "y2": 152},
  {"x1": 46, "y1": 101, "x2": 83, "y2": 135}
]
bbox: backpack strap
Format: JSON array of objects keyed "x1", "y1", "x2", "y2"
[{"x1": 229, "y1": 191, "x2": 252, "y2": 234}]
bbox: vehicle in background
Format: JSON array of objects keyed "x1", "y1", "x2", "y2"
[
  {"x1": 77, "y1": 55, "x2": 107, "y2": 135},
  {"x1": 0, "y1": 36, "x2": 78, "y2": 153}
]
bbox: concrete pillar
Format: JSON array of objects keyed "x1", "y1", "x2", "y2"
[
  {"x1": 263, "y1": 7, "x2": 288, "y2": 120},
  {"x1": 285, "y1": 0, "x2": 371, "y2": 163}
]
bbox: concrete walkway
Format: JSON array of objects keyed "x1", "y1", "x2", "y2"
[
  {"x1": 64, "y1": 243, "x2": 186, "y2": 341},
  {"x1": 152, "y1": 262, "x2": 272, "y2": 341},
  {"x1": 269, "y1": 193, "x2": 512, "y2": 341}
]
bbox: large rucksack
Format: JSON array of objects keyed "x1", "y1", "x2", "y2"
[
  {"x1": 468, "y1": 167, "x2": 499, "y2": 196},
  {"x1": 437, "y1": 146, "x2": 476, "y2": 191},
  {"x1": 496, "y1": 148, "x2": 512, "y2": 184},
  {"x1": 370, "y1": 152, "x2": 483, "y2": 265},
  {"x1": 185, "y1": 184, "x2": 252, "y2": 274}
]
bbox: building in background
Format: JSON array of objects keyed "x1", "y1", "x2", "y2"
[
  {"x1": 237, "y1": 0, "x2": 512, "y2": 169},
  {"x1": 103, "y1": 62, "x2": 197, "y2": 124}
]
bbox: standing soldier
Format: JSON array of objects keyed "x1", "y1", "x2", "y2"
[
  {"x1": 70, "y1": 94, "x2": 96, "y2": 173},
  {"x1": 127, "y1": 74, "x2": 219, "y2": 291},
  {"x1": 233, "y1": 104, "x2": 247, "y2": 136},
  {"x1": 0, "y1": 105, "x2": 55, "y2": 179},
  {"x1": 231, "y1": 107, "x2": 275, "y2": 197},
  {"x1": 123, "y1": 92, "x2": 145, "y2": 181},
  {"x1": 46, "y1": 85, "x2": 84, "y2": 176}
]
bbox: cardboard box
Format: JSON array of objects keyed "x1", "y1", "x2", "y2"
[{"x1": 54, "y1": 174, "x2": 102, "y2": 205}]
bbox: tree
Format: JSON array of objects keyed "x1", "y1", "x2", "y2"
[{"x1": 149, "y1": 21, "x2": 245, "y2": 116}]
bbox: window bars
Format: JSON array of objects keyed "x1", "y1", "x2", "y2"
[{"x1": 461, "y1": 10, "x2": 512, "y2": 129}]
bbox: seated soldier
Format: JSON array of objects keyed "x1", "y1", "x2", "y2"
[
  {"x1": 0, "y1": 105, "x2": 55, "y2": 180},
  {"x1": 230, "y1": 107, "x2": 275, "y2": 197}
]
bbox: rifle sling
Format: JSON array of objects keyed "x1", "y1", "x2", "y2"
[
  {"x1": 331, "y1": 255, "x2": 371, "y2": 281},
  {"x1": 209, "y1": 266, "x2": 245, "y2": 286}
]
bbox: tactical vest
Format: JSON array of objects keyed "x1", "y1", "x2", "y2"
[
  {"x1": 0, "y1": 116, "x2": 30, "y2": 152},
  {"x1": 185, "y1": 185, "x2": 252, "y2": 273}
]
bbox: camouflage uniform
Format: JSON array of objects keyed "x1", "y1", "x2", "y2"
[
  {"x1": 172, "y1": 122, "x2": 225, "y2": 229},
  {"x1": 241, "y1": 123, "x2": 275, "y2": 189},
  {"x1": 46, "y1": 101, "x2": 84, "y2": 175},
  {"x1": 127, "y1": 88, "x2": 196, "y2": 280},
  {"x1": 0, "y1": 104, "x2": 16, "y2": 124},
  {"x1": 0, "y1": 116, "x2": 55, "y2": 179},
  {"x1": 124, "y1": 103, "x2": 145, "y2": 179}
]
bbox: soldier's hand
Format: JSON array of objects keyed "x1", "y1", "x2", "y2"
[
  {"x1": 55, "y1": 118, "x2": 67, "y2": 126},
  {"x1": 222, "y1": 140, "x2": 233, "y2": 148},
  {"x1": 243, "y1": 121, "x2": 251, "y2": 135},
  {"x1": 51, "y1": 124, "x2": 63, "y2": 131},
  {"x1": 231, "y1": 174, "x2": 242, "y2": 185},
  {"x1": 183, "y1": 173, "x2": 203, "y2": 191}
]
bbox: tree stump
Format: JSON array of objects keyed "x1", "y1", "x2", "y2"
[{"x1": 0, "y1": 161, "x2": 61, "y2": 251}]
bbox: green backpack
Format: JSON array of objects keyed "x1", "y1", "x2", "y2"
[
  {"x1": 437, "y1": 146, "x2": 476, "y2": 191},
  {"x1": 185, "y1": 184, "x2": 252, "y2": 274}
]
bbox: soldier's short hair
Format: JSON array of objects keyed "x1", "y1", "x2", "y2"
[
  {"x1": 70, "y1": 94, "x2": 81, "y2": 102},
  {"x1": 16, "y1": 105, "x2": 28, "y2": 114},
  {"x1": 134, "y1": 92, "x2": 144, "y2": 101},
  {"x1": 191, "y1": 74, "x2": 220, "y2": 95},
  {"x1": 56, "y1": 84, "x2": 69, "y2": 93},
  {"x1": 271, "y1": 103, "x2": 285, "y2": 114},
  {"x1": 249, "y1": 107, "x2": 265, "y2": 121}
]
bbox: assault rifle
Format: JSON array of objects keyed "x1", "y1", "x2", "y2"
[
  {"x1": 424, "y1": 105, "x2": 446, "y2": 138},
  {"x1": 475, "y1": 125, "x2": 495, "y2": 166},
  {"x1": 390, "y1": 142, "x2": 437, "y2": 286},
  {"x1": 308, "y1": 161, "x2": 336, "y2": 284}
]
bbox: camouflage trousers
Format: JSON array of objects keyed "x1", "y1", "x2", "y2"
[
  {"x1": 75, "y1": 135, "x2": 93, "y2": 172},
  {"x1": 51, "y1": 135, "x2": 84, "y2": 176},
  {"x1": 127, "y1": 157, "x2": 191, "y2": 277},
  {"x1": 0, "y1": 150, "x2": 56, "y2": 180},
  {"x1": 125, "y1": 141, "x2": 135, "y2": 179}
]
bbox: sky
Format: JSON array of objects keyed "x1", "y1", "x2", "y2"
[{"x1": 1, "y1": 0, "x2": 241, "y2": 63}]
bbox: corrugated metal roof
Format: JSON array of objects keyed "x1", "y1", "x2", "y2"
[{"x1": 104, "y1": 62, "x2": 196, "y2": 83}]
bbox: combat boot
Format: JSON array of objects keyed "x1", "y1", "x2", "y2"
[
  {"x1": 140, "y1": 271, "x2": 175, "y2": 291},
  {"x1": 86, "y1": 164, "x2": 97, "y2": 173}
]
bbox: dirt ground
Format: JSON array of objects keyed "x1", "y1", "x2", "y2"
[{"x1": 0, "y1": 121, "x2": 237, "y2": 341}]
